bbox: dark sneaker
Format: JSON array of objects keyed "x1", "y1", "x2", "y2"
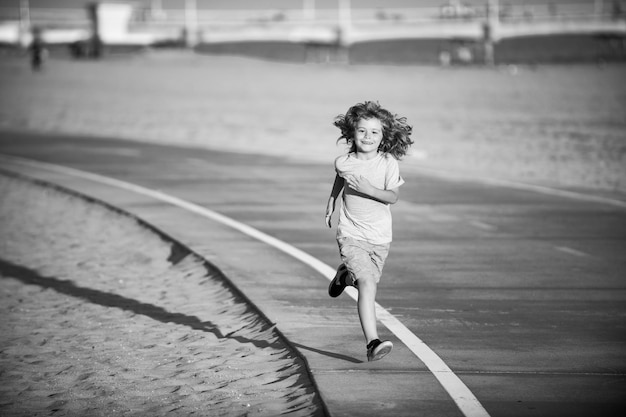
[
  {"x1": 328, "y1": 264, "x2": 349, "y2": 298},
  {"x1": 367, "y1": 339, "x2": 393, "y2": 362}
]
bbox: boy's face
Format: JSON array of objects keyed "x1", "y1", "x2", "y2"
[{"x1": 354, "y1": 118, "x2": 383, "y2": 156}]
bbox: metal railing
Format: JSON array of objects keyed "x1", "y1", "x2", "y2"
[
  {"x1": 1, "y1": 2, "x2": 624, "y2": 28},
  {"x1": 1, "y1": 1, "x2": 624, "y2": 47}
]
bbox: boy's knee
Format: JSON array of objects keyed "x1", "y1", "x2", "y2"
[{"x1": 355, "y1": 275, "x2": 377, "y2": 290}]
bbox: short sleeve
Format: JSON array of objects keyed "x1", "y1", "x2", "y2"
[
  {"x1": 385, "y1": 156, "x2": 405, "y2": 190},
  {"x1": 334, "y1": 154, "x2": 349, "y2": 176}
]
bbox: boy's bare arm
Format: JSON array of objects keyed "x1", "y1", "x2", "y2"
[
  {"x1": 325, "y1": 174, "x2": 345, "y2": 228},
  {"x1": 344, "y1": 174, "x2": 399, "y2": 205}
]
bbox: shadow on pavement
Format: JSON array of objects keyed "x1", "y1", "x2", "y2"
[{"x1": 292, "y1": 342, "x2": 363, "y2": 364}]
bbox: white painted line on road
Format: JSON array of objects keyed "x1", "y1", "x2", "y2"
[
  {"x1": 555, "y1": 246, "x2": 589, "y2": 257},
  {"x1": 469, "y1": 220, "x2": 497, "y2": 231},
  {"x1": 1, "y1": 154, "x2": 491, "y2": 417}
]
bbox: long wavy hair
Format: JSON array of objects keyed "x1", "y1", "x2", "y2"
[{"x1": 333, "y1": 101, "x2": 413, "y2": 160}]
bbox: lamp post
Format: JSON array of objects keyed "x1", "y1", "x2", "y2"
[
  {"x1": 185, "y1": 0, "x2": 198, "y2": 47},
  {"x1": 483, "y1": 0, "x2": 499, "y2": 65},
  {"x1": 19, "y1": 0, "x2": 30, "y2": 47},
  {"x1": 303, "y1": 0, "x2": 315, "y2": 21},
  {"x1": 338, "y1": 0, "x2": 351, "y2": 30},
  {"x1": 151, "y1": 0, "x2": 165, "y2": 20},
  {"x1": 594, "y1": 0, "x2": 604, "y2": 19},
  {"x1": 337, "y1": 0, "x2": 351, "y2": 48}
]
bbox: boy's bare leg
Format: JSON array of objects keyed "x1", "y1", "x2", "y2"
[{"x1": 356, "y1": 278, "x2": 379, "y2": 343}]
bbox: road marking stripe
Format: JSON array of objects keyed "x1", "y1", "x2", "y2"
[
  {"x1": 1, "y1": 154, "x2": 491, "y2": 417},
  {"x1": 470, "y1": 220, "x2": 497, "y2": 231},
  {"x1": 555, "y1": 246, "x2": 589, "y2": 257}
]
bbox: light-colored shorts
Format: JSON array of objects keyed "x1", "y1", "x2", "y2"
[{"x1": 337, "y1": 236, "x2": 390, "y2": 286}]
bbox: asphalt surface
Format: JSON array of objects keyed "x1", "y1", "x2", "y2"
[{"x1": 1, "y1": 130, "x2": 625, "y2": 417}]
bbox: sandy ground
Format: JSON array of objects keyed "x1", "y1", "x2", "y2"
[
  {"x1": 0, "y1": 174, "x2": 322, "y2": 416},
  {"x1": 0, "y1": 50, "x2": 624, "y2": 192}
]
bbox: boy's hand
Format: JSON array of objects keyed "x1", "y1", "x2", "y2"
[
  {"x1": 345, "y1": 174, "x2": 373, "y2": 195},
  {"x1": 325, "y1": 200, "x2": 334, "y2": 228}
]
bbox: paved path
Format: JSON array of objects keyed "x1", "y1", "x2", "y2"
[{"x1": 1, "y1": 130, "x2": 625, "y2": 417}]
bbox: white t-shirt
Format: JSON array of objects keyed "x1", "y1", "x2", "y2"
[{"x1": 335, "y1": 152, "x2": 405, "y2": 244}]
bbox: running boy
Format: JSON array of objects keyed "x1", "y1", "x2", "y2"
[{"x1": 325, "y1": 101, "x2": 413, "y2": 362}]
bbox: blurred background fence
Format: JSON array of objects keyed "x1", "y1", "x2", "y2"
[
  {"x1": 2, "y1": 1, "x2": 624, "y2": 28},
  {"x1": 0, "y1": 0, "x2": 625, "y2": 64}
]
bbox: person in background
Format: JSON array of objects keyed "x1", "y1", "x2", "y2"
[{"x1": 29, "y1": 27, "x2": 47, "y2": 71}]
